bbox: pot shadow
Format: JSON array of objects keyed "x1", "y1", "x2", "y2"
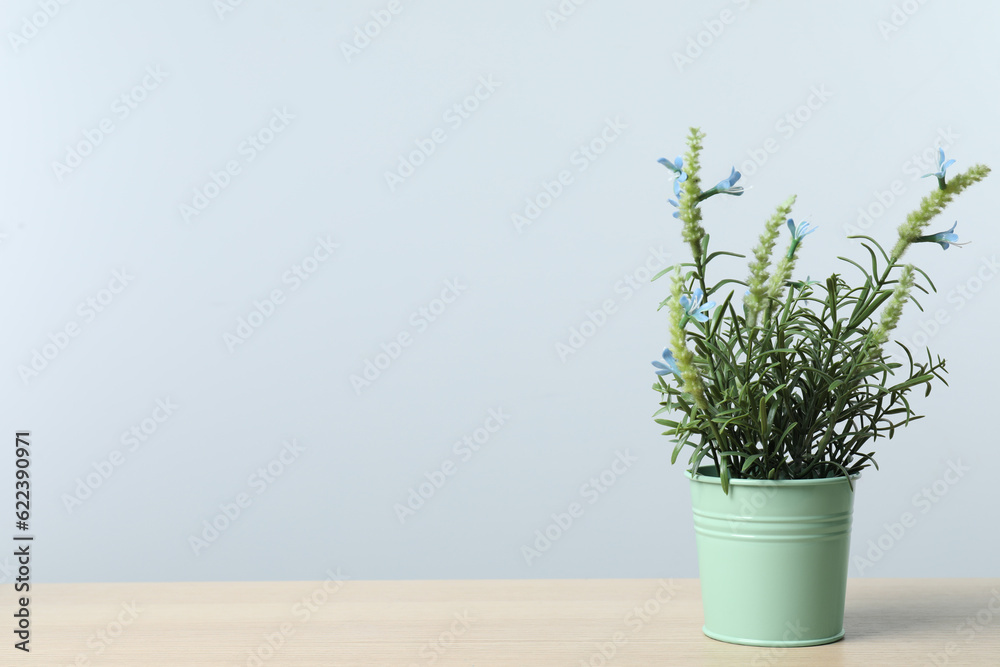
[{"x1": 843, "y1": 597, "x2": 953, "y2": 640}]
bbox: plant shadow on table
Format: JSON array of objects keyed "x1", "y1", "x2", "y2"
[{"x1": 844, "y1": 596, "x2": 949, "y2": 640}]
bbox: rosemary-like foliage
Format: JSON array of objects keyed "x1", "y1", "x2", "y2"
[{"x1": 652, "y1": 129, "x2": 990, "y2": 494}]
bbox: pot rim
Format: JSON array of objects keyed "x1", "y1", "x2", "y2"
[{"x1": 685, "y1": 464, "x2": 861, "y2": 486}]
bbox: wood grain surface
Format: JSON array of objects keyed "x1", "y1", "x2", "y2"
[{"x1": 6, "y1": 578, "x2": 999, "y2": 665}]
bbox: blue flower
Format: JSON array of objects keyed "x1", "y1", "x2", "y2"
[
  {"x1": 785, "y1": 219, "x2": 816, "y2": 258},
  {"x1": 652, "y1": 348, "x2": 681, "y2": 376},
  {"x1": 660, "y1": 158, "x2": 687, "y2": 219},
  {"x1": 717, "y1": 167, "x2": 744, "y2": 194},
  {"x1": 658, "y1": 157, "x2": 687, "y2": 184},
  {"x1": 922, "y1": 148, "x2": 956, "y2": 184},
  {"x1": 915, "y1": 221, "x2": 968, "y2": 250},
  {"x1": 665, "y1": 179, "x2": 683, "y2": 218},
  {"x1": 787, "y1": 218, "x2": 817, "y2": 240},
  {"x1": 679, "y1": 288, "x2": 717, "y2": 322},
  {"x1": 697, "y1": 167, "x2": 744, "y2": 201}
]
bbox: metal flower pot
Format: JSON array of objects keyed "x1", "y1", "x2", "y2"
[{"x1": 686, "y1": 465, "x2": 859, "y2": 646}]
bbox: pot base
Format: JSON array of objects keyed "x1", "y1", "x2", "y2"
[{"x1": 702, "y1": 625, "x2": 845, "y2": 647}]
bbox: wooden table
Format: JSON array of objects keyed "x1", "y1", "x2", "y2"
[{"x1": 8, "y1": 579, "x2": 999, "y2": 665}]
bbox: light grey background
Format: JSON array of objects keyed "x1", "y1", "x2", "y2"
[{"x1": 2, "y1": 0, "x2": 997, "y2": 584}]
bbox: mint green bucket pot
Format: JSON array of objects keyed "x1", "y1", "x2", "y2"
[{"x1": 686, "y1": 465, "x2": 859, "y2": 647}]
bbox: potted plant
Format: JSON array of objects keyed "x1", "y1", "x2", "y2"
[{"x1": 651, "y1": 128, "x2": 989, "y2": 647}]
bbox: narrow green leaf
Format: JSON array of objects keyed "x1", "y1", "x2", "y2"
[
  {"x1": 848, "y1": 290, "x2": 893, "y2": 329},
  {"x1": 705, "y1": 250, "x2": 746, "y2": 263},
  {"x1": 652, "y1": 265, "x2": 677, "y2": 282},
  {"x1": 741, "y1": 453, "x2": 762, "y2": 473}
]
